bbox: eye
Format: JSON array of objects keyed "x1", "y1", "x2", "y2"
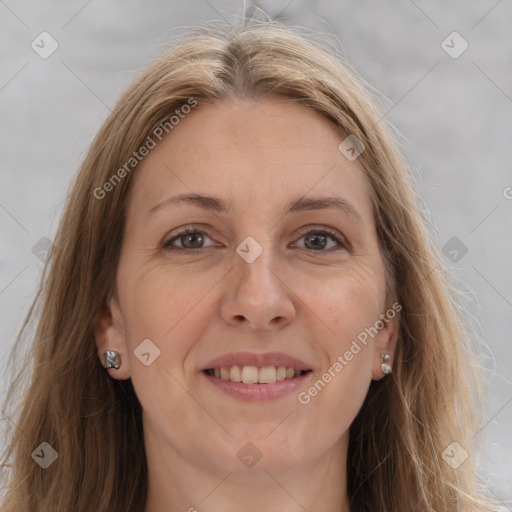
[
  {"x1": 162, "y1": 226, "x2": 347, "y2": 254},
  {"x1": 294, "y1": 228, "x2": 347, "y2": 252},
  {"x1": 162, "y1": 226, "x2": 216, "y2": 254}
]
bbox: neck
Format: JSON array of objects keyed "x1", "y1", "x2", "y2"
[{"x1": 143, "y1": 422, "x2": 351, "y2": 512}]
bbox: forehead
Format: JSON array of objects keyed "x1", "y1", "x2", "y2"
[{"x1": 127, "y1": 97, "x2": 374, "y2": 223}]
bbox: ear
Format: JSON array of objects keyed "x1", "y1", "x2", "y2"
[
  {"x1": 370, "y1": 301, "x2": 401, "y2": 381},
  {"x1": 94, "y1": 296, "x2": 132, "y2": 380}
]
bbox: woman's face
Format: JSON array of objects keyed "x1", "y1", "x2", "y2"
[{"x1": 96, "y1": 96, "x2": 398, "y2": 477}]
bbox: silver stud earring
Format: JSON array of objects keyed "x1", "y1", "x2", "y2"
[
  {"x1": 380, "y1": 353, "x2": 392, "y2": 374},
  {"x1": 103, "y1": 350, "x2": 121, "y2": 369}
]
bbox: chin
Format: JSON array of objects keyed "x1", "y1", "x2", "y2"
[{"x1": 226, "y1": 433, "x2": 306, "y2": 475}]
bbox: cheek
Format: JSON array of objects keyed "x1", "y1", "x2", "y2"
[
  {"x1": 309, "y1": 263, "x2": 386, "y2": 347},
  {"x1": 298, "y1": 267, "x2": 383, "y2": 407},
  {"x1": 295, "y1": 278, "x2": 379, "y2": 441},
  {"x1": 119, "y1": 259, "x2": 217, "y2": 341},
  {"x1": 116, "y1": 261, "x2": 223, "y2": 408},
  {"x1": 117, "y1": 266, "x2": 216, "y2": 416}
]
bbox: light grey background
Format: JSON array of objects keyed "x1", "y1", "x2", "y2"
[{"x1": 1, "y1": 0, "x2": 511, "y2": 504}]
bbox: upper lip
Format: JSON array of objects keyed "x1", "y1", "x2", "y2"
[{"x1": 201, "y1": 352, "x2": 313, "y2": 372}]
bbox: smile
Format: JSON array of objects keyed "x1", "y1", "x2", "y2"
[
  {"x1": 200, "y1": 351, "x2": 314, "y2": 401},
  {"x1": 204, "y1": 365, "x2": 312, "y2": 384}
]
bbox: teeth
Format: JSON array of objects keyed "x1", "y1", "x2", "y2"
[
  {"x1": 241, "y1": 365, "x2": 259, "y2": 384},
  {"x1": 276, "y1": 366, "x2": 287, "y2": 381},
  {"x1": 229, "y1": 365, "x2": 242, "y2": 382},
  {"x1": 259, "y1": 366, "x2": 276, "y2": 384},
  {"x1": 208, "y1": 365, "x2": 307, "y2": 384}
]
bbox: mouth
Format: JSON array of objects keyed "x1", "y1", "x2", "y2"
[
  {"x1": 200, "y1": 352, "x2": 314, "y2": 401},
  {"x1": 203, "y1": 365, "x2": 312, "y2": 384}
]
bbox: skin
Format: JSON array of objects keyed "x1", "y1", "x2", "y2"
[{"x1": 95, "y1": 96, "x2": 399, "y2": 512}]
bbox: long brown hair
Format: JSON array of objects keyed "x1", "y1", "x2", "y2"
[{"x1": 0, "y1": 17, "x2": 496, "y2": 511}]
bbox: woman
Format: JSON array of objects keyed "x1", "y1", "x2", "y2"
[{"x1": 0, "y1": 17, "x2": 498, "y2": 512}]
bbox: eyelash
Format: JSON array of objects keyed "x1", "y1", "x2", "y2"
[{"x1": 162, "y1": 226, "x2": 347, "y2": 255}]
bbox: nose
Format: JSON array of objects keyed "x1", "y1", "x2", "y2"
[{"x1": 220, "y1": 244, "x2": 296, "y2": 332}]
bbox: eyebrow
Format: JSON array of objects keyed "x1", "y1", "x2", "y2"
[{"x1": 147, "y1": 193, "x2": 364, "y2": 225}]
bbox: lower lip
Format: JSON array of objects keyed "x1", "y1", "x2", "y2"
[{"x1": 202, "y1": 371, "x2": 313, "y2": 401}]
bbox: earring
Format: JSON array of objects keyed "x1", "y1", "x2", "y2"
[
  {"x1": 103, "y1": 350, "x2": 121, "y2": 369},
  {"x1": 380, "y1": 353, "x2": 392, "y2": 374}
]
